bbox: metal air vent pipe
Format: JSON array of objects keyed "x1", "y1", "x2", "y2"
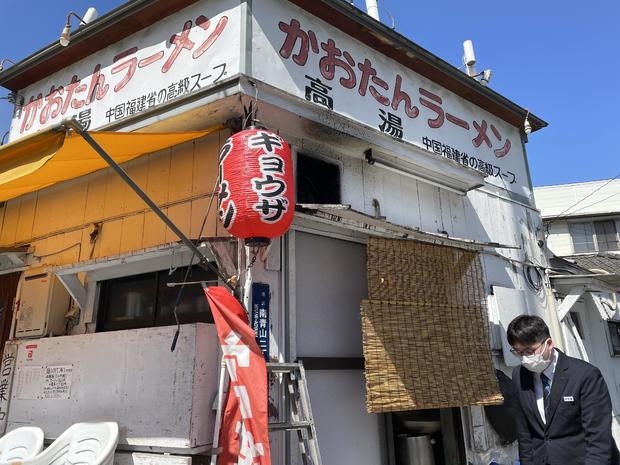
[{"x1": 365, "y1": 0, "x2": 380, "y2": 21}]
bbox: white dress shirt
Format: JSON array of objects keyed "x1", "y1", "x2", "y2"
[{"x1": 533, "y1": 348, "x2": 558, "y2": 423}]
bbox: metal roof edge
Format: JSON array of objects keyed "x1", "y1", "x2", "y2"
[
  {"x1": 0, "y1": 0, "x2": 547, "y2": 132},
  {"x1": 0, "y1": 0, "x2": 148, "y2": 84},
  {"x1": 0, "y1": 0, "x2": 199, "y2": 91},
  {"x1": 297, "y1": 0, "x2": 547, "y2": 132}
]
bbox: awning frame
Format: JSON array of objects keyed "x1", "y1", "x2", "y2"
[
  {"x1": 63, "y1": 118, "x2": 233, "y2": 291},
  {"x1": 0, "y1": 246, "x2": 32, "y2": 275},
  {"x1": 296, "y1": 203, "x2": 520, "y2": 251},
  {"x1": 10, "y1": 118, "x2": 234, "y2": 291}
]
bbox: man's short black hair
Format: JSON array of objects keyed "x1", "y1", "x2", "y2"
[{"x1": 507, "y1": 315, "x2": 550, "y2": 346}]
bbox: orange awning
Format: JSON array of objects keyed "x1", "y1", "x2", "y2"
[{"x1": 0, "y1": 123, "x2": 224, "y2": 202}]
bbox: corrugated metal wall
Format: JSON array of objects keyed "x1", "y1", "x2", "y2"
[{"x1": 0, "y1": 129, "x2": 230, "y2": 266}]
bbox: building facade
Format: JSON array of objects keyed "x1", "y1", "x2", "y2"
[{"x1": 0, "y1": 1, "x2": 559, "y2": 464}]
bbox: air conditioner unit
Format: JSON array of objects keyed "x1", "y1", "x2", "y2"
[{"x1": 15, "y1": 270, "x2": 70, "y2": 338}]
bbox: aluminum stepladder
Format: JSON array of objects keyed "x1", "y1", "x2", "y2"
[
  {"x1": 209, "y1": 361, "x2": 322, "y2": 465},
  {"x1": 267, "y1": 362, "x2": 323, "y2": 465}
]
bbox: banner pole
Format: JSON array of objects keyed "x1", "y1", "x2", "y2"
[{"x1": 211, "y1": 351, "x2": 228, "y2": 465}]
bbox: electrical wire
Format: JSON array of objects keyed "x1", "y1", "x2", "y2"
[
  {"x1": 559, "y1": 189, "x2": 620, "y2": 217},
  {"x1": 33, "y1": 242, "x2": 81, "y2": 259},
  {"x1": 545, "y1": 174, "x2": 620, "y2": 232},
  {"x1": 170, "y1": 172, "x2": 219, "y2": 352}
]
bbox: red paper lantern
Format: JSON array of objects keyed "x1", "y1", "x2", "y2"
[{"x1": 218, "y1": 128, "x2": 294, "y2": 244}]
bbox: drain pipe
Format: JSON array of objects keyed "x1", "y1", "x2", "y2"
[{"x1": 365, "y1": 0, "x2": 380, "y2": 21}]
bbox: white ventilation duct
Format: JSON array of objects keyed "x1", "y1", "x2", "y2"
[
  {"x1": 463, "y1": 40, "x2": 477, "y2": 77},
  {"x1": 365, "y1": 0, "x2": 380, "y2": 21},
  {"x1": 82, "y1": 7, "x2": 99, "y2": 24}
]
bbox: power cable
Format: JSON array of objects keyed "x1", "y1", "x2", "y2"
[
  {"x1": 544, "y1": 174, "x2": 620, "y2": 234},
  {"x1": 562, "y1": 189, "x2": 620, "y2": 217},
  {"x1": 170, "y1": 165, "x2": 220, "y2": 352}
]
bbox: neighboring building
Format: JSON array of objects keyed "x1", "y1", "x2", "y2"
[
  {"x1": 535, "y1": 178, "x2": 620, "y2": 259},
  {"x1": 0, "y1": 1, "x2": 562, "y2": 464},
  {"x1": 534, "y1": 179, "x2": 620, "y2": 442}
]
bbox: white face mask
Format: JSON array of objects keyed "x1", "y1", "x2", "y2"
[{"x1": 520, "y1": 340, "x2": 551, "y2": 373}]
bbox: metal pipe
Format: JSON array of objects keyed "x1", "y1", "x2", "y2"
[
  {"x1": 210, "y1": 355, "x2": 229, "y2": 465},
  {"x1": 365, "y1": 0, "x2": 380, "y2": 20},
  {"x1": 63, "y1": 118, "x2": 234, "y2": 291}
]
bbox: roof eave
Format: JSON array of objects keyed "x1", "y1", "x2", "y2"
[
  {"x1": 0, "y1": 0, "x2": 547, "y2": 132},
  {"x1": 303, "y1": 0, "x2": 546, "y2": 132},
  {"x1": 0, "y1": 0, "x2": 199, "y2": 91}
]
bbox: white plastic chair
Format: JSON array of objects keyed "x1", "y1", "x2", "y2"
[
  {"x1": 23, "y1": 422, "x2": 118, "y2": 465},
  {"x1": 0, "y1": 426, "x2": 44, "y2": 462}
]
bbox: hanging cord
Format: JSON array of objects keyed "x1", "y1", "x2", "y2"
[
  {"x1": 524, "y1": 264, "x2": 544, "y2": 293},
  {"x1": 242, "y1": 83, "x2": 260, "y2": 130},
  {"x1": 241, "y1": 246, "x2": 259, "y2": 317},
  {"x1": 170, "y1": 173, "x2": 219, "y2": 352}
]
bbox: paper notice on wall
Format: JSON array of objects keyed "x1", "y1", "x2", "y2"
[
  {"x1": 43, "y1": 365, "x2": 73, "y2": 399},
  {"x1": 15, "y1": 365, "x2": 44, "y2": 399}
]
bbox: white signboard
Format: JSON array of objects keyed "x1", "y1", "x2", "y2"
[
  {"x1": 251, "y1": 0, "x2": 531, "y2": 197},
  {"x1": 10, "y1": 0, "x2": 241, "y2": 139},
  {"x1": 43, "y1": 365, "x2": 73, "y2": 399},
  {"x1": 15, "y1": 365, "x2": 44, "y2": 400},
  {"x1": 13, "y1": 364, "x2": 73, "y2": 400}
]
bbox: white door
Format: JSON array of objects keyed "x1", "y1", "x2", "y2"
[{"x1": 293, "y1": 231, "x2": 386, "y2": 465}]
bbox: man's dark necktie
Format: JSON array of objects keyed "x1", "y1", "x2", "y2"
[{"x1": 541, "y1": 373, "x2": 551, "y2": 418}]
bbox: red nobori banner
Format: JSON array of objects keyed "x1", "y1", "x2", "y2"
[
  {"x1": 203, "y1": 286, "x2": 271, "y2": 465},
  {"x1": 218, "y1": 128, "x2": 294, "y2": 243}
]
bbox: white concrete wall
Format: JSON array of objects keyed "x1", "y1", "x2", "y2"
[
  {"x1": 568, "y1": 298, "x2": 620, "y2": 444},
  {"x1": 545, "y1": 220, "x2": 574, "y2": 256}
]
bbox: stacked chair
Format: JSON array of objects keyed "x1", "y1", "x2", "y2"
[
  {"x1": 0, "y1": 422, "x2": 118, "y2": 465},
  {"x1": 0, "y1": 426, "x2": 44, "y2": 462}
]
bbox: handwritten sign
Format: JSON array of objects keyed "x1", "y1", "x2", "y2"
[
  {"x1": 43, "y1": 365, "x2": 73, "y2": 399},
  {"x1": 0, "y1": 344, "x2": 17, "y2": 434}
]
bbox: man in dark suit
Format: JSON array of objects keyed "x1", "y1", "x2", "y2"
[{"x1": 507, "y1": 315, "x2": 617, "y2": 465}]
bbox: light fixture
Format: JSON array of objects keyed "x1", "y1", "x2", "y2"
[
  {"x1": 472, "y1": 69, "x2": 492, "y2": 86},
  {"x1": 364, "y1": 148, "x2": 484, "y2": 195},
  {"x1": 524, "y1": 110, "x2": 532, "y2": 135},
  {"x1": 59, "y1": 12, "x2": 87, "y2": 47},
  {"x1": 480, "y1": 69, "x2": 492, "y2": 86},
  {"x1": 0, "y1": 59, "x2": 15, "y2": 72},
  {"x1": 0, "y1": 91, "x2": 23, "y2": 108}
]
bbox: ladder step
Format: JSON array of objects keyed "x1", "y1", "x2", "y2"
[
  {"x1": 269, "y1": 421, "x2": 313, "y2": 432},
  {"x1": 266, "y1": 362, "x2": 301, "y2": 372}
]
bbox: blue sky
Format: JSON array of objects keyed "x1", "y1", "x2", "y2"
[{"x1": 0, "y1": 0, "x2": 617, "y2": 187}]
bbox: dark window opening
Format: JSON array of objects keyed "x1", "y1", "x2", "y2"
[
  {"x1": 608, "y1": 321, "x2": 620, "y2": 357},
  {"x1": 97, "y1": 265, "x2": 216, "y2": 332},
  {"x1": 569, "y1": 312, "x2": 584, "y2": 340},
  {"x1": 296, "y1": 153, "x2": 341, "y2": 204}
]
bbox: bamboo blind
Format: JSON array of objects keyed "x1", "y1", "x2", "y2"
[{"x1": 361, "y1": 237, "x2": 503, "y2": 413}]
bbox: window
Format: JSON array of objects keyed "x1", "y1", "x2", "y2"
[
  {"x1": 569, "y1": 312, "x2": 584, "y2": 340},
  {"x1": 607, "y1": 321, "x2": 620, "y2": 357},
  {"x1": 97, "y1": 265, "x2": 216, "y2": 332},
  {"x1": 296, "y1": 153, "x2": 341, "y2": 204},
  {"x1": 569, "y1": 220, "x2": 619, "y2": 253},
  {"x1": 568, "y1": 222, "x2": 595, "y2": 253},
  {"x1": 594, "y1": 221, "x2": 619, "y2": 251}
]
